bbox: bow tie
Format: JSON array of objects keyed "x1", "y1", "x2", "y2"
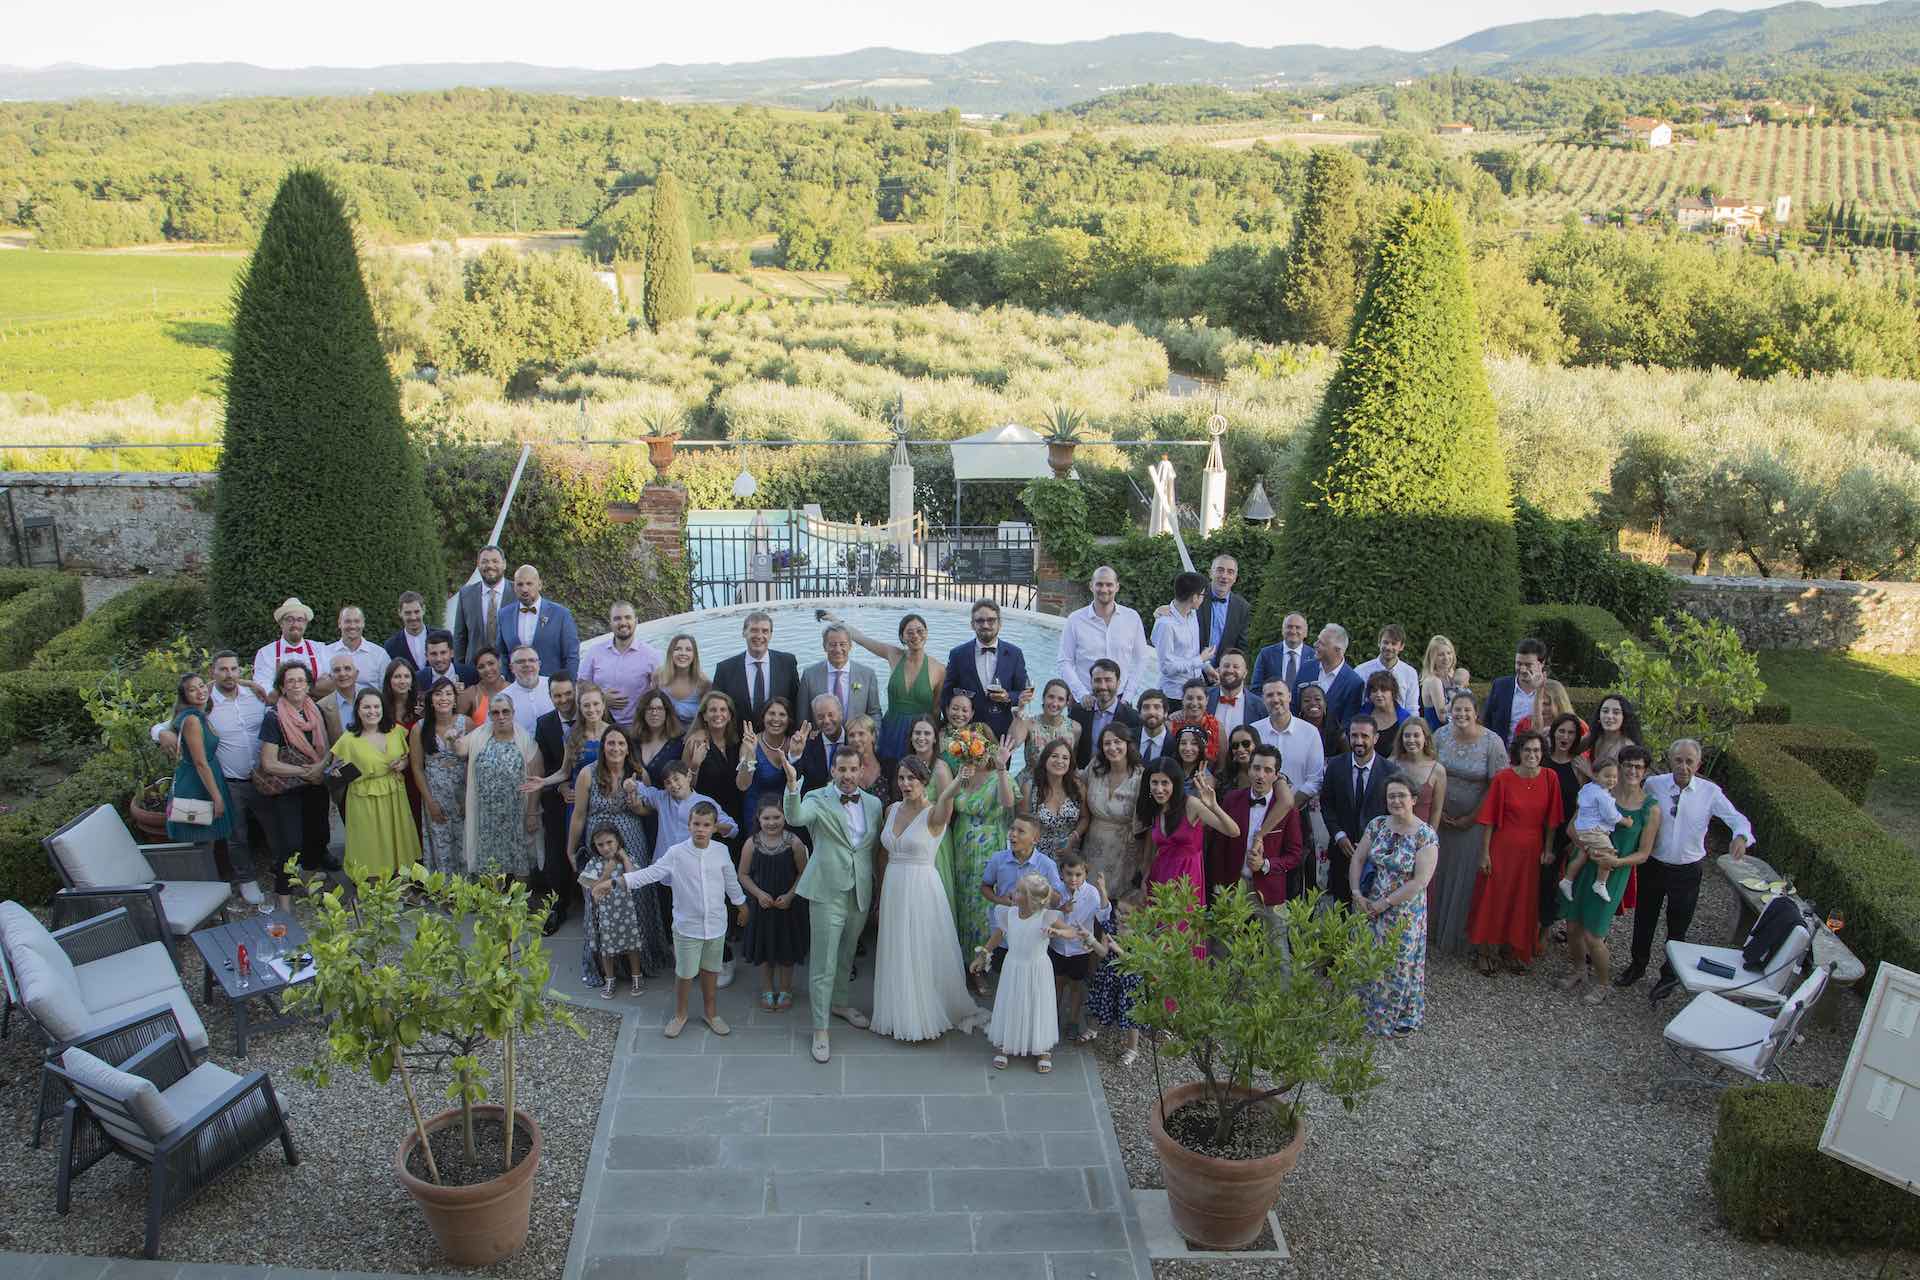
[
  {"x1": 1250, "y1": 793, "x2": 1269, "y2": 808},
  {"x1": 978, "y1": 645, "x2": 996, "y2": 654},
  {"x1": 839, "y1": 792, "x2": 861, "y2": 805},
  {"x1": 1218, "y1": 695, "x2": 1238, "y2": 706},
  {"x1": 520, "y1": 606, "x2": 538, "y2": 614}
]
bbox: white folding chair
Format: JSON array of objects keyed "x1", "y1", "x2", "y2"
[
  {"x1": 1659, "y1": 964, "x2": 1830, "y2": 1094},
  {"x1": 1665, "y1": 924, "x2": 1810, "y2": 1009}
]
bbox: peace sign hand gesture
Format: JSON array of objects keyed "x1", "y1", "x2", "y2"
[
  {"x1": 741, "y1": 723, "x2": 760, "y2": 756},
  {"x1": 790, "y1": 721, "x2": 812, "y2": 755},
  {"x1": 1193, "y1": 768, "x2": 1216, "y2": 800}
]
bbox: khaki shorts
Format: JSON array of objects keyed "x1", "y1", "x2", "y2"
[{"x1": 673, "y1": 931, "x2": 726, "y2": 981}]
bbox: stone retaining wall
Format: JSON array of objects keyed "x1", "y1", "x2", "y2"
[
  {"x1": 1673, "y1": 575, "x2": 1920, "y2": 654},
  {"x1": 2, "y1": 471, "x2": 215, "y2": 575}
]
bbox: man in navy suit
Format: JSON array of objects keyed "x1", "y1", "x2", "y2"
[
  {"x1": 384, "y1": 591, "x2": 433, "y2": 677},
  {"x1": 943, "y1": 598, "x2": 1031, "y2": 740},
  {"x1": 495, "y1": 564, "x2": 580, "y2": 679},
  {"x1": 1293, "y1": 623, "x2": 1366, "y2": 731},
  {"x1": 1250, "y1": 611, "x2": 1311, "y2": 701},
  {"x1": 1197, "y1": 554, "x2": 1252, "y2": 682},
  {"x1": 1318, "y1": 718, "x2": 1402, "y2": 909},
  {"x1": 1483, "y1": 636, "x2": 1549, "y2": 744}
]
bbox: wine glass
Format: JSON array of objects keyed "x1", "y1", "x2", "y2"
[{"x1": 266, "y1": 920, "x2": 289, "y2": 964}]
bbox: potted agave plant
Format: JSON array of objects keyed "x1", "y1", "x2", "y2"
[
  {"x1": 1118, "y1": 881, "x2": 1395, "y2": 1248},
  {"x1": 287, "y1": 865, "x2": 583, "y2": 1265},
  {"x1": 638, "y1": 408, "x2": 684, "y2": 473},
  {"x1": 1040, "y1": 405, "x2": 1089, "y2": 478}
]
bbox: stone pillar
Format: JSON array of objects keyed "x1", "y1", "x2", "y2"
[
  {"x1": 1200, "y1": 434, "x2": 1227, "y2": 535},
  {"x1": 636, "y1": 482, "x2": 688, "y2": 567}
]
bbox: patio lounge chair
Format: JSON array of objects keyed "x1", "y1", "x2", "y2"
[
  {"x1": 1664, "y1": 924, "x2": 1811, "y2": 1010},
  {"x1": 43, "y1": 804, "x2": 231, "y2": 962},
  {"x1": 1660, "y1": 964, "x2": 1830, "y2": 1094}
]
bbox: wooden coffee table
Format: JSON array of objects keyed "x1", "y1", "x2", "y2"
[{"x1": 189, "y1": 915, "x2": 313, "y2": 1057}]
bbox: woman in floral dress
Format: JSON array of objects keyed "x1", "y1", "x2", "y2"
[
  {"x1": 1350, "y1": 776, "x2": 1439, "y2": 1036},
  {"x1": 461, "y1": 699, "x2": 541, "y2": 880},
  {"x1": 1023, "y1": 737, "x2": 1086, "y2": 862},
  {"x1": 1012, "y1": 679, "x2": 1080, "y2": 787},
  {"x1": 1079, "y1": 725, "x2": 1143, "y2": 891},
  {"x1": 948, "y1": 734, "x2": 1016, "y2": 962},
  {"x1": 411, "y1": 678, "x2": 468, "y2": 875}
]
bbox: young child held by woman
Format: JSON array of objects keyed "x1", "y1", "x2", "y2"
[
  {"x1": 971, "y1": 871, "x2": 1085, "y2": 1074},
  {"x1": 1559, "y1": 756, "x2": 1630, "y2": 903},
  {"x1": 736, "y1": 798, "x2": 810, "y2": 1011}
]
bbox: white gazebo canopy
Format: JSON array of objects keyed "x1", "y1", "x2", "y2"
[{"x1": 948, "y1": 423, "x2": 1051, "y2": 481}]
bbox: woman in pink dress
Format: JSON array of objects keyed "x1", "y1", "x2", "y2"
[{"x1": 1135, "y1": 760, "x2": 1240, "y2": 925}]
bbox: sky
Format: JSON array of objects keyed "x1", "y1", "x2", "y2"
[{"x1": 6, "y1": 0, "x2": 1878, "y2": 70}]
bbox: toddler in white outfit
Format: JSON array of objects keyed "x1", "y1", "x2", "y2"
[{"x1": 1560, "y1": 757, "x2": 1631, "y2": 903}]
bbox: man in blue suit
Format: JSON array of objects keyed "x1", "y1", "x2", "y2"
[
  {"x1": 1250, "y1": 611, "x2": 1311, "y2": 702},
  {"x1": 1293, "y1": 623, "x2": 1366, "y2": 731},
  {"x1": 1482, "y1": 636, "x2": 1549, "y2": 743},
  {"x1": 943, "y1": 598, "x2": 1031, "y2": 740},
  {"x1": 495, "y1": 564, "x2": 580, "y2": 679}
]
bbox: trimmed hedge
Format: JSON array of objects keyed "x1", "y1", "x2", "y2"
[
  {"x1": 1720, "y1": 722, "x2": 1916, "y2": 976},
  {"x1": 0, "y1": 574, "x2": 83, "y2": 671},
  {"x1": 1512, "y1": 496, "x2": 1673, "y2": 632},
  {"x1": 0, "y1": 750, "x2": 128, "y2": 905},
  {"x1": 0, "y1": 668, "x2": 176, "y2": 754},
  {"x1": 1710, "y1": 1083, "x2": 1920, "y2": 1245},
  {"x1": 32, "y1": 578, "x2": 208, "y2": 671},
  {"x1": 1517, "y1": 603, "x2": 1630, "y2": 688},
  {"x1": 0, "y1": 568, "x2": 64, "y2": 606}
]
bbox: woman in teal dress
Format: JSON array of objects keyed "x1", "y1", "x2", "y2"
[
  {"x1": 947, "y1": 735, "x2": 1016, "y2": 965},
  {"x1": 1351, "y1": 777, "x2": 1439, "y2": 1037},
  {"x1": 166, "y1": 674, "x2": 234, "y2": 844},
  {"x1": 824, "y1": 609, "x2": 944, "y2": 760},
  {"x1": 1559, "y1": 743, "x2": 1660, "y2": 1000}
]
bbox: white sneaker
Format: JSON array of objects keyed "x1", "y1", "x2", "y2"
[
  {"x1": 1591, "y1": 880, "x2": 1612, "y2": 903},
  {"x1": 1557, "y1": 878, "x2": 1575, "y2": 901},
  {"x1": 236, "y1": 881, "x2": 265, "y2": 908},
  {"x1": 715, "y1": 958, "x2": 736, "y2": 989}
]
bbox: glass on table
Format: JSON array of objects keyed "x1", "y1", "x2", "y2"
[{"x1": 265, "y1": 920, "x2": 289, "y2": 962}]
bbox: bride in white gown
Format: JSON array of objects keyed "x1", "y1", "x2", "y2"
[{"x1": 873, "y1": 757, "x2": 989, "y2": 1041}]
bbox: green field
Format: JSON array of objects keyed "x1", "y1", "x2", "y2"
[
  {"x1": 1756, "y1": 650, "x2": 1920, "y2": 848},
  {"x1": 0, "y1": 251, "x2": 242, "y2": 406}
]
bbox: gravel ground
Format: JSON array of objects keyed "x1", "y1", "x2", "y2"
[
  {"x1": 0, "y1": 902, "x2": 619, "y2": 1277},
  {"x1": 1094, "y1": 870, "x2": 1920, "y2": 1280}
]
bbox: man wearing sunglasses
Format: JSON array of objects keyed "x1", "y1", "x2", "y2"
[{"x1": 1617, "y1": 738, "x2": 1755, "y2": 999}]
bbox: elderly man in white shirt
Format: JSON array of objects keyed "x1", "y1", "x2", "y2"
[
  {"x1": 321, "y1": 604, "x2": 388, "y2": 693},
  {"x1": 1251, "y1": 679, "x2": 1326, "y2": 809},
  {"x1": 497, "y1": 645, "x2": 555, "y2": 734},
  {"x1": 1618, "y1": 738, "x2": 1756, "y2": 999},
  {"x1": 1059, "y1": 565, "x2": 1152, "y2": 706}
]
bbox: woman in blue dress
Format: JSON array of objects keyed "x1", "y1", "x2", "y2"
[
  {"x1": 1349, "y1": 776, "x2": 1439, "y2": 1036},
  {"x1": 166, "y1": 674, "x2": 235, "y2": 848},
  {"x1": 739, "y1": 696, "x2": 798, "y2": 821}
]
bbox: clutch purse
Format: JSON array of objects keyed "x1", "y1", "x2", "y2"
[{"x1": 166, "y1": 796, "x2": 215, "y2": 826}]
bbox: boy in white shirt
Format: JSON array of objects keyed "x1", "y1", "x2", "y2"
[
  {"x1": 601, "y1": 803, "x2": 745, "y2": 1038},
  {"x1": 1050, "y1": 855, "x2": 1107, "y2": 1043},
  {"x1": 1560, "y1": 757, "x2": 1632, "y2": 903}
]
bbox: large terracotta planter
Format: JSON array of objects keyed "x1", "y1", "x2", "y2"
[
  {"x1": 642, "y1": 433, "x2": 681, "y2": 472},
  {"x1": 128, "y1": 782, "x2": 170, "y2": 840},
  {"x1": 1148, "y1": 1080, "x2": 1305, "y2": 1249},
  {"x1": 1046, "y1": 440, "x2": 1078, "y2": 478},
  {"x1": 394, "y1": 1105, "x2": 542, "y2": 1266}
]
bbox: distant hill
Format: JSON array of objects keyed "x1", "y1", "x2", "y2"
[{"x1": 5, "y1": 1, "x2": 1919, "y2": 110}]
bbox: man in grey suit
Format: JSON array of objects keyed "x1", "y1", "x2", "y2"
[
  {"x1": 779, "y1": 745, "x2": 879, "y2": 1063},
  {"x1": 451, "y1": 545, "x2": 510, "y2": 670},
  {"x1": 798, "y1": 623, "x2": 883, "y2": 727}
]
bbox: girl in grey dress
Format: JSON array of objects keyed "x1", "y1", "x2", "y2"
[
  {"x1": 1431, "y1": 691, "x2": 1509, "y2": 956},
  {"x1": 580, "y1": 825, "x2": 647, "y2": 998}
]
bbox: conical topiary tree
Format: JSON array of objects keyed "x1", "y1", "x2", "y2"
[
  {"x1": 1277, "y1": 146, "x2": 1365, "y2": 346},
  {"x1": 210, "y1": 169, "x2": 445, "y2": 648},
  {"x1": 643, "y1": 170, "x2": 693, "y2": 331},
  {"x1": 1255, "y1": 193, "x2": 1519, "y2": 672}
]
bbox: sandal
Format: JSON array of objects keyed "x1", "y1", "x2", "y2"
[
  {"x1": 600, "y1": 983, "x2": 615, "y2": 1000},
  {"x1": 1036, "y1": 1054, "x2": 1052, "y2": 1074},
  {"x1": 630, "y1": 977, "x2": 644, "y2": 996},
  {"x1": 1120, "y1": 1047, "x2": 1139, "y2": 1067},
  {"x1": 759, "y1": 991, "x2": 779, "y2": 1011},
  {"x1": 775, "y1": 991, "x2": 793, "y2": 1010},
  {"x1": 1077, "y1": 1027, "x2": 1098, "y2": 1043},
  {"x1": 992, "y1": 1054, "x2": 1009, "y2": 1070}
]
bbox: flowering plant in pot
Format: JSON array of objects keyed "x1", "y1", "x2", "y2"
[
  {"x1": 286, "y1": 864, "x2": 583, "y2": 1265},
  {"x1": 1116, "y1": 880, "x2": 1395, "y2": 1247}
]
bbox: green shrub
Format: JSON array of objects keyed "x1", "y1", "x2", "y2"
[
  {"x1": 210, "y1": 169, "x2": 447, "y2": 649},
  {"x1": 0, "y1": 751, "x2": 129, "y2": 904},
  {"x1": 1517, "y1": 604, "x2": 1630, "y2": 688},
  {"x1": 32, "y1": 578, "x2": 208, "y2": 671},
  {"x1": 0, "y1": 668, "x2": 178, "y2": 755},
  {"x1": 1719, "y1": 722, "x2": 1917, "y2": 975},
  {"x1": 1276, "y1": 146, "x2": 1365, "y2": 346},
  {"x1": 1709, "y1": 1083, "x2": 1920, "y2": 1245},
  {"x1": 0, "y1": 568, "x2": 64, "y2": 607},
  {"x1": 1262, "y1": 194, "x2": 1520, "y2": 672},
  {"x1": 1511, "y1": 496, "x2": 1672, "y2": 630},
  {"x1": 643, "y1": 170, "x2": 694, "y2": 331},
  {"x1": 0, "y1": 575, "x2": 83, "y2": 672}
]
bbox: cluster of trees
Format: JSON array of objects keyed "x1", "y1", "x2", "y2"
[
  {"x1": 1470, "y1": 149, "x2": 1557, "y2": 196},
  {"x1": 1811, "y1": 201, "x2": 1920, "y2": 254}
]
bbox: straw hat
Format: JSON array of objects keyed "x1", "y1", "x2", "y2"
[{"x1": 272, "y1": 597, "x2": 314, "y2": 624}]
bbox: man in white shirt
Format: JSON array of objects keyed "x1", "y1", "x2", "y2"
[
  {"x1": 252, "y1": 597, "x2": 330, "y2": 693},
  {"x1": 1618, "y1": 739, "x2": 1756, "y2": 999},
  {"x1": 1353, "y1": 623, "x2": 1419, "y2": 717},
  {"x1": 151, "y1": 650, "x2": 268, "y2": 905},
  {"x1": 1058, "y1": 565, "x2": 1151, "y2": 706},
  {"x1": 322, "y1": 605, "x2": 387, "y2": 693},
  {"x1": 1251, "y1": 679, "x2": 1326, "y2": 807},
  {"x1": 497, "y1": 645, "x2": 555, "y2": 734},
  {"x1": 1208, "y1": 651, "x2": 1257, "y2": 733},
  {"x1": 577, "y1": 600, "x2": 661, "y2": 719},
  {"x1": 1250, "y1": 612, "x2": 1311, "y2": 701},
  {"x1": 1151, "y1": 570, "x2": 1213, "y2": 700}
]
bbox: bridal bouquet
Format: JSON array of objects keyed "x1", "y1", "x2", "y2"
[{"x1": 943, "y1": 725, "x2": 994, "y2": 769}]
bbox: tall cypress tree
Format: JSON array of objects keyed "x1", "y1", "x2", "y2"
[
  {"x1": 643, "y1": 170, "x2": 694, "y2": 331},
  {"x1": 1255, "y1": 193, "x2": 1519, "y2": 671},
  {"x1": 210, "y1": 170, "x2": 445, "y2": 647},
  {"x1": 1277, "y1": 146, "x2": 1365, "y2": 346}
]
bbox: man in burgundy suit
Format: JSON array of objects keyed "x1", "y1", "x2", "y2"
[{"x1": 1207, "y1": 745, "x2": 1305, "y2": 950}]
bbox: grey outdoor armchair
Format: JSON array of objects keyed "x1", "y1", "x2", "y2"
[
  {"x1": 47, "y1": 1006, "x2": 298, "y2": 1258},
  {"x1": 42, "y1": 804, "x2": 232, "y2": 963}
]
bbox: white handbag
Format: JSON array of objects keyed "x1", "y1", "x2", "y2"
[{"x1": 166, "y1": 795, "x2": 215, "y2": 826}]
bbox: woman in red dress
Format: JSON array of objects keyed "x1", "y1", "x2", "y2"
[{"x1": 1467, "y1": 730, "x2": 1564, "y2": 975}]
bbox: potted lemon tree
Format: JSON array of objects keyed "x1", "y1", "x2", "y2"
[
  {"x1": 1118, "y1": 880, "x2": 1395, "y2": 1248},
  {"x1": 287, "y1": 865, "x2": 582, "y2": 1265}
]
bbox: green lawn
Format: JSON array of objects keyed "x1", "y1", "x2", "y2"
[
  {"x1": 1757, "y1": 650, "x2": 1920, "y2": 847},
  {"x1": 0, "y1": 251, "x2": 241, "y2": 406}
]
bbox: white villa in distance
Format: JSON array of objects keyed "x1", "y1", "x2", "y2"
[{"x1": 1616, "y1": 116, "x2": 1674, "y2": 147}]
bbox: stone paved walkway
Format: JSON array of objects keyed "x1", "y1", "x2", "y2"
[{"x1": 565, "y1": 964, "x2": 1153, "y2": 1280}]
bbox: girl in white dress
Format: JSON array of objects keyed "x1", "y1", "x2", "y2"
[
  {"x1": 873, "y1": 757, "x2": 989, "y2": 1041},
  {"x1": 971, "y1": 871, "x2": 1084, "y2": 1073}
]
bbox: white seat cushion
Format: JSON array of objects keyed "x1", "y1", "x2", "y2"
[
  {"x1": 78, "y1": 942, "x2": 183, "y2": 1014},
  {"x1": 1666, "y1": 941, "x2": 1787, "y2": 1005},
  {"x1": 89, "y1": 989, "x2": 210, "y2": 1055},
  {"x1": 60, "y1": 1044, "x2": 178, "y2": 1150},
  {"x1": 49, "y1": 806, "x2": 154, "y2": 889},
  {"x1": 156, "y1": 880, "x2": 230, "y2": 934},
  {"x1": 1663, "y1": 991, "x2": 1773, "y2": 1078},
  {"x1": 160, "y1": 1061, "x2": 243, "y2": 1124},
  {"x1": 0, "y1": 901, "x2": 78, "y2": 995},
  {"x1": 10, "y1": 939, "x2": 89, "y2": 1041}
]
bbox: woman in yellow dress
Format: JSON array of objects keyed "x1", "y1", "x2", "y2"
[{"x1": 331, "y1": 687, "x2": 420, "y2": 881}]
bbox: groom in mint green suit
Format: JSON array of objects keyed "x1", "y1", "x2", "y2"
[{"x1": 780, "y1": 743, "x2": 880, "y2": 1063}]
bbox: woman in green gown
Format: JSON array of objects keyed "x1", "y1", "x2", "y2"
[{"x1": 822, "y1": 610, "x2": 945, "y2": 760}]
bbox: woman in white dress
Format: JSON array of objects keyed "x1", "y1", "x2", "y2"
[{"x1": 872, "y1": 756, "x2": 989, "y2": 1042}]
